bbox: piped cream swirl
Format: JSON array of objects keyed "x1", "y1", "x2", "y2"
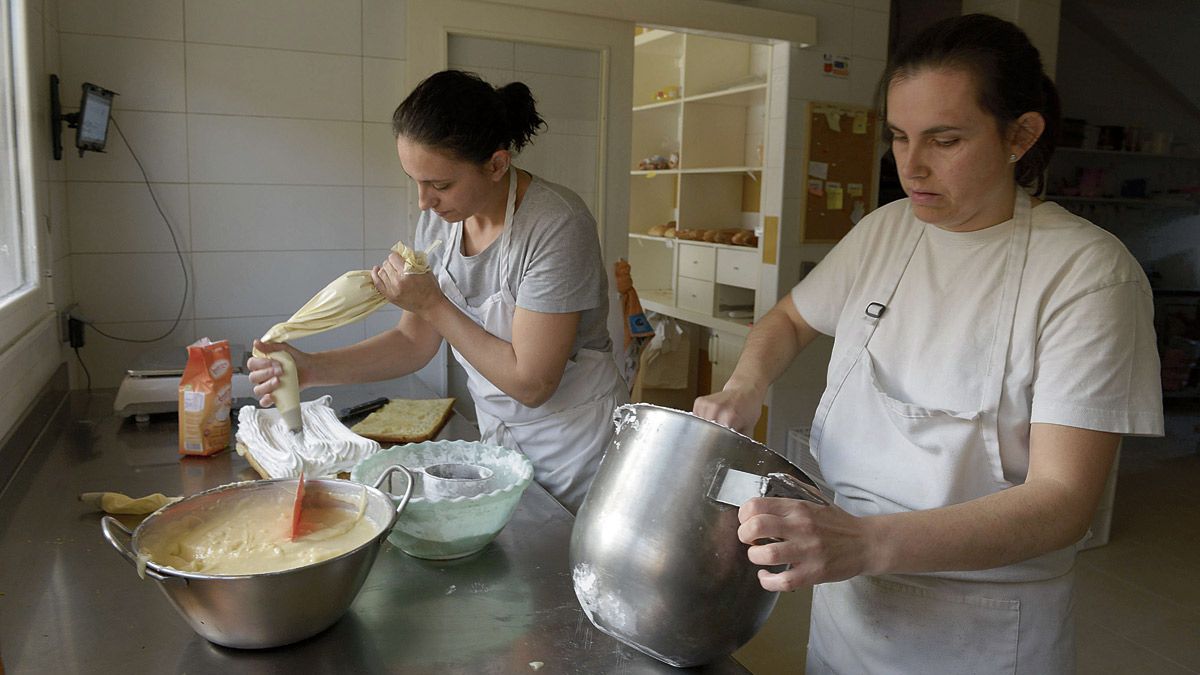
[{"x1": 235, "y1": 396, "x2": 381, "y2": 478}]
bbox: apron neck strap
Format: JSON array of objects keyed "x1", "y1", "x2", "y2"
[
  {"x1": 497, "y1": 166, "x2": 519, "y2": 283},
  {"x1": 977, "y1": 188, "x2": 1032, "y2": 413}
]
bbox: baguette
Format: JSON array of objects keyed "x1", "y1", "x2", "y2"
[{"x1": 350, "y1": 398, "x2": 456, "y2": 444}]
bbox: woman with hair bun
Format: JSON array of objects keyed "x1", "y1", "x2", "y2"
[
  {"x1": 249, "y1": 70, "x2": 625, "y2": 512},
  {"x1": 694, "y1": 14, "x2": 1162, "y2": 672}
]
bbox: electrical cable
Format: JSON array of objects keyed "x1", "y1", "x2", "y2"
[
  {"x1": 80, "y1": 115, "x2": 189, "y2": 344},
  {"x1": 73, "y1": 345, "x2": 91, "y2": 391}
]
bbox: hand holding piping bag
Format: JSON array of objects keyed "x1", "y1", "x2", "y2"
[
  {"x1": 246, "y1": 238, "x2": 442, "y2": 436},
  {"x1": 370, "y1": 249, "x2": 444, "y2": 314},
  {"x1": 249, "y1": 341, "x2": 307, "y2": 436}
]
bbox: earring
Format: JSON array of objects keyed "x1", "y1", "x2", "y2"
[{"x1": 1008, "y1": 153, "x2": 1018, "y2": 163}]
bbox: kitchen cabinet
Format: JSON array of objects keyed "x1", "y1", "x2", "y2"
[
  {"x1": 707, "y1": 329, "x2": 746, "y2": 393},
  {"x1": 628, "y1": 26, "x2": 771, "y2": 341}
]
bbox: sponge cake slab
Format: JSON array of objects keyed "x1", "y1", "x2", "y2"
[{"x1": 350, "y1": 398, "x2": 456, "y2": 444}]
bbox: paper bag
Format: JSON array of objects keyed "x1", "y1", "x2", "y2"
[{"x1": 178, "y1": 338, "x2": 233, "y2": 456}]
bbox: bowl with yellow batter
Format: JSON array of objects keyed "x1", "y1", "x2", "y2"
[{"x1": 100, "y1": 466, "x2": 414, "y2": 649}]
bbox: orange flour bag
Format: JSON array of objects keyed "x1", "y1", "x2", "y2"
[{"x1": 178, "y1": 338, "x2": 233, "y2": 456}]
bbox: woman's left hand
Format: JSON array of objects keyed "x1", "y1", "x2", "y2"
[
  {"x1": 371, "y1": 251, "x2": 445, "y2": 314},
  {"x1": 738, "y1": 497, "x2": 875, "y2": 591}
]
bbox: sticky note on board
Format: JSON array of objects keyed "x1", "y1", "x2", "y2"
[
  {"x1": 808, "y1": 178, "x2": 825, "y2": 197},
  {"x1": 847, "y1": 182, "x2": 864, "y2": 197},
  {"x1": 853, "y1": 112, "x2": 868, "y2": 134},
  {"x1": 826, "y1": 183, "x2": 844, "y2": 210},
  {"x1": 824, "y1": 111, "x2": 841, "y2": 131},
  {"x1": 808, "y1": 161, "x2": 829, "y2": 180}
]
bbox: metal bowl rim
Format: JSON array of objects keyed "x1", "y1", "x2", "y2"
[
  {"x1": 131, "y1": 476, "x2": 398, "y2": 581},
  {"x1": 614, "y1": 402, "x2": 788, "y2": 457}
]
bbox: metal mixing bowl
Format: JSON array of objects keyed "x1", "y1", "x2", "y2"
[
  {"x1": 100, "y1": 466, "x2": 413, "y2": 649},
  {"x1": 570, "y1": 403, "x2": 824, "y2": 667}
]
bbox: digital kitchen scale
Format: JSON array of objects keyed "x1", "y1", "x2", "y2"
[{"x1": 114, "y1": 343, "x2": 255, "y2": 421}]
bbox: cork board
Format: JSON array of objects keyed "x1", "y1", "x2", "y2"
[{"x1": 801, "y1": 102, "x2": 879, "y2": 242}]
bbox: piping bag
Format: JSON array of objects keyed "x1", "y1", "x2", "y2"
[
  {"x1": 80, "y1": 491, "x2": 181, "y2": 515},
  {"x1": 254, "y1": 239, "x2": 442, "y2": 441}
]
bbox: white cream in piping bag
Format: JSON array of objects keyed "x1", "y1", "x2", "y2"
[{"x1": 254, "y1": 239, "x2": 442, "y2": 436}]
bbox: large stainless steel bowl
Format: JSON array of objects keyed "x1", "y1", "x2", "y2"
[
  {"x1": 570, "y1": 403, "x2": 824, "y2": 667},
  {"x1": 101, "y1": 467, "x2": 413, "y2": 649}
]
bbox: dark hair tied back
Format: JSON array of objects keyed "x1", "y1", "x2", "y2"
[
  {"x1": 880, "y1": 13, "x2": 1060, "y2": 194},
  {"x1": 392, "y1": 70, "x2": 547, "y2": 164}
]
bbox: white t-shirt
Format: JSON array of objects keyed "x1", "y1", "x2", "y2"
[{"x1": 792, "y1": 198, "x2": 1163, "y2": 484}]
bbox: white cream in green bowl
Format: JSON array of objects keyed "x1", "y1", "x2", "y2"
[{"x1": 350, "y1": 440, "x2": 533, "y2": 559}]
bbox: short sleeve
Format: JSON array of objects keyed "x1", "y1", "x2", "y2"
[
  {"x1": 1030, "y1": 281, "x2": 1163, "y2": 435},
  {"x1": 790, "y1": 222, "x2": 869, "y2": 336},
  {"x1": 513, "y1": 201, "x2": 606, "y2": 314}
]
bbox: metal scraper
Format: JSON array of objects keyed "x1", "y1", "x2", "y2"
[{"x1": 706, "y1": 465, "x2": 829, "y2": 508}]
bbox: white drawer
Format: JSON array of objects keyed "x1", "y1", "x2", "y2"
[
  {"x1": 716, "y1": 248, "x2": 758, "y2": 289},
  {"x1": 678, "y1": 243, "x2": 715, "y2": 281},
  {"x1": 676, "y1": 276, "x2": 715, "y2": 315}
]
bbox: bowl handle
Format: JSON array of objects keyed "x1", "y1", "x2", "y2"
[
  {"x1": 100, "y1": 516, "x2": 175, "y2": 583},
  {"x1": 372, "y1": 465, "x2": 415, "y2": 518},
  {"x1": 764, "y1": 473, "x2": 829, "y2": 505}
]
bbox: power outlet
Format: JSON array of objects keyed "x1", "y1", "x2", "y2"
[
  {"x1": 58, "y1": 304, "x2": 78, "y2": 343},
  {"x1": 68, "y1": 317, "x2": 86, "y2": 348}
]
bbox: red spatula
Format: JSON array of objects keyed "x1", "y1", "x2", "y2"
[{"x1": 290, "y1": 470, "x2": 306, "y2": 540}]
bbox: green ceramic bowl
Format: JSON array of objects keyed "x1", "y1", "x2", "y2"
[{"x1": 350, "y1": 440, "x2": 533, "y2": 560}]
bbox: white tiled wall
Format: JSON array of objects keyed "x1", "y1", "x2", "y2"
[
  {"x1": 58, "y1": 0, "x2": 409, "y2": 388},
  {"x1": 448, "y1": 35, "x2": 603, "y2": 215}
]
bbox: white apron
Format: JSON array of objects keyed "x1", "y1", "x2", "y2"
[
  {"x1": 434, "y1": 168, "x2": 627, "y2": 513},
  {"x1": 805, "y1": 191, "x2": 1077, "y2": 674}
]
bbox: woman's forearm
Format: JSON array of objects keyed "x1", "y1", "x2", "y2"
[
  {"x1": 862, "y1": 425, "x2": 1120, "y2": 575},
  {"x1": 306, "y1": 316, "x2": 441, "y2": 387},
  {"x1": 725, "y1": 299, "x2": 820, "y2": 395},
  {"x1": 418, "y1": 295, "x2": 575, "y2": 408}
]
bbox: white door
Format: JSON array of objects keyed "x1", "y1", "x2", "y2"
[{"x1": 406, "y1": 0, "x2": 633, "y2": 408}]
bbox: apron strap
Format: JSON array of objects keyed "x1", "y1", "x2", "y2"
[
  {"x1": 497, "y1": 167, "x2": 519, "y2": 299},
  {"x1": 976, "y1": 190, "x2": 1032, "y2": 472},
  {"x1": 437, "y1": 167, "x2": 520, "y2": 305},
  {"x1": 810, "y1": 215, "x2": 925, "y2": 448}
]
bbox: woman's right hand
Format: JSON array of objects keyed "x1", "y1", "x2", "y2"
[
  {"x1": 693, "y1": 381, "x2": 764, "y2": 435},
  {"x1": 247, "y1": 340, "x2": 310, "y2": 407}
]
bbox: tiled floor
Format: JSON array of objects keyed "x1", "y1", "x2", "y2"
[{"x1": 735, "y1": 404, "x2": 1200, "y2": 674}]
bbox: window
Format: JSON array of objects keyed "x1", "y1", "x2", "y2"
[
  {"x1": 0, "y1": 0, "x2": 23, "y2": 301},
  {"x1": 0, "y1": 0, "x2": 47, "y2": 354}
]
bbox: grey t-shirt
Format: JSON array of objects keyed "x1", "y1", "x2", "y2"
[{"x1": 414, "y1": 173, "x2": 611, "y2": 355}]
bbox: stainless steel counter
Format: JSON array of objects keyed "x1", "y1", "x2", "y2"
[{"x1": 0, "y1": 382, "x2": 749, "y2": 674}]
